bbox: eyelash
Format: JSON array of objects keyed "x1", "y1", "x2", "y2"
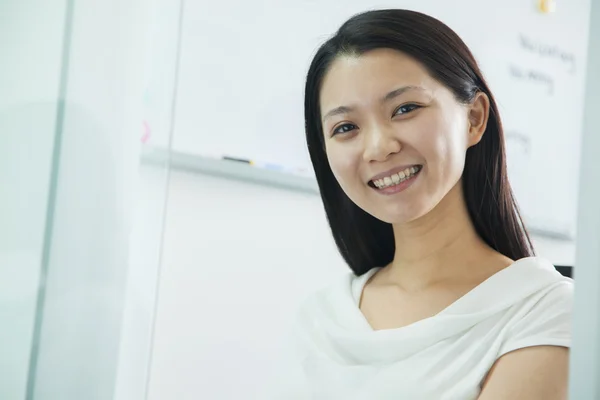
[
  {"x1": 394, "y1": 103, "x2": 421, "y2": 116},
  {"x1": 331, "y1": 103, "x2": 421, "y2": 136}
]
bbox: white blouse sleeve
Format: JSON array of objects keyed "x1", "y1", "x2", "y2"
[{"x1": 498, "y1": 280, "x2": 573, "y2": 357}]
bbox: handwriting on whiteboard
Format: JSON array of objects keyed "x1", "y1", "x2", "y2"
[
  {"x1": 508, "y1": 64, "x2": 554, "y2": 94},
  {"x1": 508, "y1": 34, "x2": 577, "y2": 96},
  {"x1": 518, "y1": 34, "x2": 576, "y2": 73}
]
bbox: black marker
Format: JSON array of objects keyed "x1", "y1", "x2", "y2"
[{"x1": 223, "y1": 156, "x2": 253, "y2": 165}]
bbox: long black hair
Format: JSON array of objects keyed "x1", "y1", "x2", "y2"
[{"x1": 304, "y1": 9, "x2": 535, "y2": 276}]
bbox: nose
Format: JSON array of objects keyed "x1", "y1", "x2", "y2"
[{"x1": 362, "y1": 123, "x2": 402, "y2": 162}]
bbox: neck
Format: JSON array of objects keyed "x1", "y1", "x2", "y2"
[{"x1": 387, "y1": 181, "x2": 497, "y2": 290}]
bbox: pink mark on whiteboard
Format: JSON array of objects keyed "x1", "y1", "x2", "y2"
[{"x1": 141, "y1": 120, "x2": 151, "y2": 143}]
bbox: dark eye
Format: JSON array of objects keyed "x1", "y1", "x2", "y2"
[
  {"x1": 393, "y1": 103, "x2": 421, "y2": 116},
  {"x1": 332, "y1": 123, "x2": 358, "y2": 136}
]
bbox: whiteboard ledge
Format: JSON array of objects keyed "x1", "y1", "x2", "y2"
[
  {"x1": 141, "y1": 146, "x2": 319, "y2": 195},
  {"x1": 141, "y1": 146, "x2": 573, "y2": 241}
]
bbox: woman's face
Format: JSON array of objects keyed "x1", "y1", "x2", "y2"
[{"x1": 319, "y1": 48, "x2": 485, "y2": 224}]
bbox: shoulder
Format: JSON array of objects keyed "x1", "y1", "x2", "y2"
[
  {"x1": 511, "y1": 256, "x2": 573, "y2": 309},
  {"x1": 499, "y1": 257, "x2": 573, "y2": 356},
  {"x1": 479, "y1": 258, "x2": 572, "y2": 399},
  {"x1": 479, "y1": 256, "x2": 572, "y2": 399}
]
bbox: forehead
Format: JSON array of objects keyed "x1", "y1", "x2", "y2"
[{"x1": 319, "y1": 49, "x2": 439, "y2": 109}]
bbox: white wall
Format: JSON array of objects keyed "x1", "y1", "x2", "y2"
[
  {"x1": 0, "y1": 0, "x2": 67, "y2": 398},
  {"x1": 146, "y1": 171, "x2": 347, "y2": 400},
  {"x1": 146, "y1": 168, "x2": 577, "y2": 399}
]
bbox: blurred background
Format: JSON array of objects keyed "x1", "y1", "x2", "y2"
[{"x1": 1, "y1": 0, "x2": 599, "y2": 399}]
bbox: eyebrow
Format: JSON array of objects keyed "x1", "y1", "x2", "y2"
[{"x1": 322, "y1": 85, "x2": 426, "y2": 121}]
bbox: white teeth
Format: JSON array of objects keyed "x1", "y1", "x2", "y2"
[{"x1": 372, "y1": 166, "x2": 421, "y2": 189}]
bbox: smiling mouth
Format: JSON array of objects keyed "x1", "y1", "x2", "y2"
[{"x1": 368, "y1": 165, "x2": 423, "y2": 189}]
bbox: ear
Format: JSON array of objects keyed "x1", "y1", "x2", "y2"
[{"x1": 467, "y1": 91, "x2": 490, "y2": 148}]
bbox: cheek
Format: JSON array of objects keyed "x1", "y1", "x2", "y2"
[
  {"x1": 420, "y1": 114, "x2": 468, "y2": 173},
  {"x1": 444, "y1": 118, "x2": 470, "y2": 172},
  {"x1": 326, "y1": 144, "x2": 362, "y2": 189}
]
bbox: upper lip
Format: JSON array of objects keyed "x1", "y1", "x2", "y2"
[{"x1": 369, "y1": 164, "x2": 421, "y2": 182}]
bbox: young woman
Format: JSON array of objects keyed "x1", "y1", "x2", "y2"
[{"x1": 287, "y1": 9, "x2": 572, "y2": 399}]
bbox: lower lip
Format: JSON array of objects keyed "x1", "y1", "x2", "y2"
[{"x1": 372, "y1": 169, "x2": 421, "y2": 195}]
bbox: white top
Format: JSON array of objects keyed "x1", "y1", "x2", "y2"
[{"x1": 274, "y1": 257, "x2": 573, "y2": 399}]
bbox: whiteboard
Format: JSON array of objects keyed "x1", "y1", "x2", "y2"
[{"x1": 151, "y1": 0, "x2": 592, "y2": 238}]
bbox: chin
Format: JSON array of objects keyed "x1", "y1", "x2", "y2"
[
  {"x1": 365, "y1": 202, "x2": 428, "y2": 225},
  {"x1": 374, "y1": 212, "x2": 422, "y2": 225}
]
